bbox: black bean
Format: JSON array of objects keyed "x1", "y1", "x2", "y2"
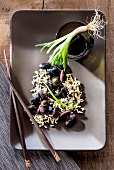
[
  {"x1": 36, "y1": 107, "x2": 41, "y2": 114},
  {"x1": 47, "y1": 80, "x2": 53, "y2": 89},
  {"x1": 52, "y1": 107, "x2": 60, "y2": 118},
  {"x1": 39, "y1": 105, "x2": 48, "y2": 114},
  {"x1": 59, "y1": 84, "x2": 64, "y2": 91},
  {"x1": 39, "y1": 63, "x2": 51, "y2": 69},
  {"x1": 41, "y1": 100, "x2": 49, "y2": 107},
  {"x1": 65, "y1": 114, "x2": 77, "y2": 128},
  {"x1": 60, "y1": 111, "x2": 70, "y2": 121},
  {"x1": 38, "y1": 92, "x2": 47, "y2": 100},
  {"x1": 48, "y1": 106, "x2": 53, "y2": 113},
  {"x1": 61, "y1": 87, "x2": 68, "y2": 98},
  {"x1": 31, "y1": 95, "x2": 40, "y2": 106},
  {"x1": 47, "y1": 66, "x2": 58, "y2": 75},
  {"x1": 27, "y1": 105, "x2": 37, "y2": 115},
  {"x1": 60, "y1": 70, "x2": 66, "y2": 82}
]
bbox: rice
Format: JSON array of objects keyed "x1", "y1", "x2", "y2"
[{"x1": 30, "y1": 68, "x2": 85, "y2": 128}]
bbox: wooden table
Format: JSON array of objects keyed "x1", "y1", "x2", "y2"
[{"x1": 0, "y1": 0, "x2": 114, "y2": 169}]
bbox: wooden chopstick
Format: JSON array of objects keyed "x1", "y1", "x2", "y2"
[
  {"x1": 0, "y1": 57, "x2": 60, "y2": 162},
  {"x1": 3, "y1": 50, "x2": 30, "y2": 168}
]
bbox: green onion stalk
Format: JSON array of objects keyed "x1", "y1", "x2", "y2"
[
  {"x1": 44, "y1": 83, "x2": 74, "y2": 110},
  {"x1": 36, "y1": 10, "x2": 106, "y2": 70}
]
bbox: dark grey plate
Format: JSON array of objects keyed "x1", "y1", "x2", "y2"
[{"x1": 10, "y1": 10, "x2": 106, "y2": 150}]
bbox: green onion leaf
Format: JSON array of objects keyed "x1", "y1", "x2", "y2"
[{"x1": 44, "y1": 83, "x2": 74, "y2": 109}]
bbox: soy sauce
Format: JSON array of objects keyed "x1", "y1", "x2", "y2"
[
  {"x1": 56, "y1": 21, "x2": 94, "y2": 60},
  {"x1": 68, "y1": 34, "x2": 86, "y2": 56}
]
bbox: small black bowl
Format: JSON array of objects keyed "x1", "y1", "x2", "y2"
[{"x1": 56, "y1": 21, "x2": 94, "y2": 60}]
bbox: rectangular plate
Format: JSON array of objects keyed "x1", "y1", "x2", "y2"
[{"x1": 10, "y1": 10, "x2": 106, "y2": 150}]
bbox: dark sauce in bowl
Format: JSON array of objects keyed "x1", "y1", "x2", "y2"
[{"x1": 56, "y1": 21, "x2": 94, "y2": 60}]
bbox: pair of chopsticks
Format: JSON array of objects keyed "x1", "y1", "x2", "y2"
[
  {"x1": 3, "y1": 50, "x2": 30, "y2": 168},
  {"x1": 1, "y1": 50, "x2": 60, "y2": 167}
]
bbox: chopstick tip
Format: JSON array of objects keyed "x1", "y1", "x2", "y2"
[
  {"x1": 25, "y1": 160, "x2": 31, "y2": 168},
  {"x1": 54, "y1": 152, "x2": 61, "y2": 162}
]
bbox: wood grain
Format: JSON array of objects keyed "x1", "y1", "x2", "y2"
[{"x1": 0, "y1": 0, "x2": 114, "y2": 169}]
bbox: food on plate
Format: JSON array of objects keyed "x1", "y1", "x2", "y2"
[
  {"x1": 27, "y1": 10, "x2": 106, "y2": 129},
  {"x1": 27, "y1": 63, "x2": 85, "y2": 128}
]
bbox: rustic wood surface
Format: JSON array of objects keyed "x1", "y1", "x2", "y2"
[{"x1": 0, "y1": 0, "x2": 114, "y2": 169}]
